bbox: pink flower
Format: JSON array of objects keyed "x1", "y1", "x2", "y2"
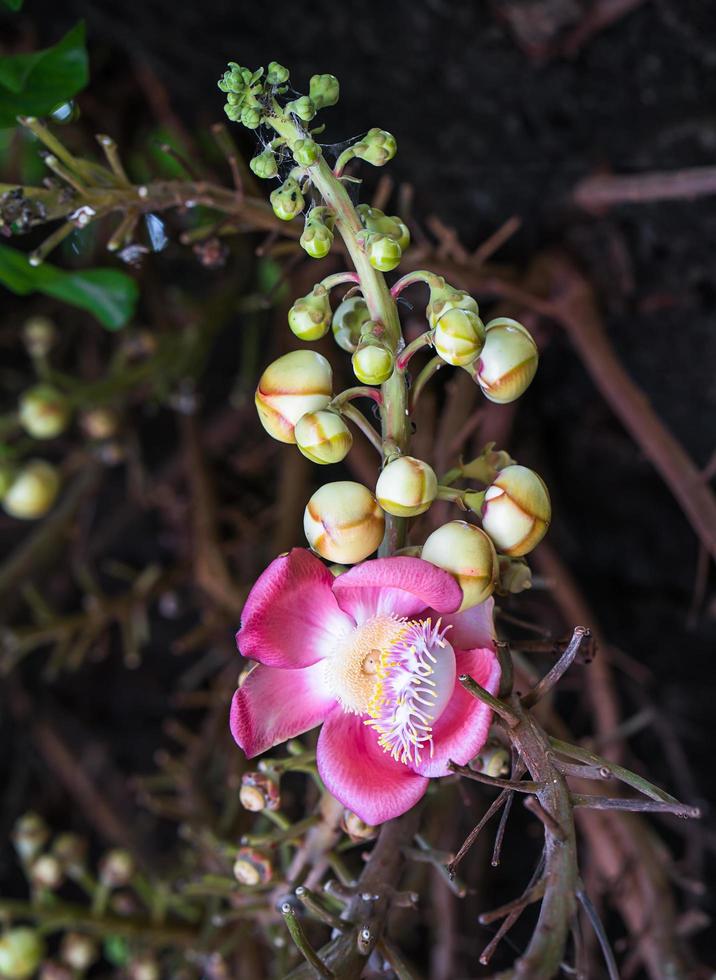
[{"x1": 231, "y1": 549, "x2": 501, "y2": 825}]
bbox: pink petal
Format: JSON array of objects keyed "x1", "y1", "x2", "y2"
[
  {"x1": 435, "y1": 597, "x2": 495, "y2": 651},
  {"x1": 230, "y1": 661, "x2": 335, "y2": 758},
  {"x1": 332, "y1": 556, "x2": 462, "y2": 624},
  {"x1": 412, "y1": 646, "x2": 501, "y2": 778},
  {"x1": 317, "y1": 708, "x2": 429, "y2": 825},
  {"x1": 238, "y1": 549, "x2": 353, "y2": 668}
]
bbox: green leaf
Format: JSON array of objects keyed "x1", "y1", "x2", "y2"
[
  {"x1": 1, "y1": 0, "x2": 24, "y2": 10},
  {"x1": 0, "y1": 244, "x2": 138, "y2": 329},
  {"x1": 0, "y1": 23, "x2": 88, "y2": 127}
]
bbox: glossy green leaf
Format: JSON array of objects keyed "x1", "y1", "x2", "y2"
[
  {"x1": 0, "y1": 244, "x2": 138, "y2": 329},
  {"x1": 0, "y1": 23, "x2": 88, "y2": 127}
]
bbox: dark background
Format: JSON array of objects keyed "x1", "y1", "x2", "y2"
[{"x1": 2, "y1": 0, "x2": 715, "y2": 974}]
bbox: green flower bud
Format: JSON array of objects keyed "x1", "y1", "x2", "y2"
[
  {"x1": 12, "y1": 812, "x2": 49, "y2": 862},
  {"x1": 390, "y1": 216, "x2": 410, "y2": 252},
  {"x1": 332, "y1": 296, "x2": 371, "y2": 352},
  {"x1": 233, "y1": 847, "x2": 273, "y2": 886},
  {"x1": 300, "y1": 219, "x2": 333, "y2": 259},
  {"x1": 304, "y1": 481, "x2": 385, "y2": 563},
  {"x1": 255, "y1": 350, "x2": 332, "y2": 444},
  {"x1": 0, "y1": 928, "x2": 45, "y2": 980},
  {"x1": 249, "y1": 148, "x2": 278, "y2": 179},
  {"x1": 60, "y1": 934, "x2": 98, "y2": 973},
  {"x1": 295, "y1": 410, "x2": 353, "y2": 464},
  {"x1": 267, "y1": 62, "x2": 290, "y2": 85},
  {"x1": 352, "y1": 341, "x2": 394, "y2": 385},
  {"x1": 30, "y1": 853, "x2": 63, "y2": 890},
  {"x1": 22, "y1": 315, "x2": 56, "y2": 358},
  {"x1": 363, "y1": 232, "x2": 402, "y2": 272},
  {"x1": 2, "y1": 461, "x2": 60, "y2": 520},
  {"x1": 240, "y1": 105, "x2": 261, "y2": 129},
  {"x1": 18, "y1": 384, "x2": 71, "y2": 440},
  {"x1": 426, "y1": 279, "x2": 479, "y2": 328},
  {"x1": 52, "y1": 833, "x2": 88, "y2": 877},
  {"x1": 285, "y1": 96, "x2": 316, "y2": 121},
  {"x1": 434, "y1": 308, "x2": 485, "y2": 366},
  {"x1": 480, "y1": 464, "x2": 550, "y2": 557},
  {"x1": 270, "y1": 177, "x2": 305, "y2": 221},
  {"x1": 309, "y1": 73, "x2": 340, "y2": 109},
  {"x1": 98, "y1": 849, "x2": 135, "y2": 888},
  {"x1": 473, "y1": 317, "x2": 538, "y2": 404},
  {"x1": 376, "y1": 456, "x2": 437, "y2": 517},
  {"x1": 421, "y1": 520, "x2": 498, "y2": 611},
  {"x1": 497, "y1": 555, "x2": 532, "y2": 595},
  {"x1": 293, "y1": 138, "x2": 321, "y2": 167},
  {"x1": 288, "y1": 284, "x2": 332, "y2": 340},
  {"x1": 354, "y1": 128, "x2": 397, "y2": 166}
]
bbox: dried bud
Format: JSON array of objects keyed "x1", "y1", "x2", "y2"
[
  {"x1": 270, "y1": 177, "x2": 305, "y2": 221},
  {"x1": 497, "y1": 555, "x2": 532, "y2": 594},
  {"x1": 12, "y1": 812, "x2": 49, "y2": 862},
  {"x1": 376, "y1": 456, "x2": 437, "y2": 517},
  {"x1": 98, "y1": 848, "x2": 135, "y2": 888},
  {"x1": 30, "y1": 854, "x2": 63, "y2": 890},
  {"x1": 18, "y1": 384, "x2": 71, "y2": 440},
  {"x1": 233, "y1": 847, "x2": 273, "y2": 886},
  {"x1": 22, "y1": 315, "x2": 56, "y2": 358},
  {"x1": 127, "y1": 956, "x2": 160, "y2": 980},
  {"x1": 249, "y1": 148, "x2": 278, "y2": 179},
  {"x1": 80, "y1": 406, "x2": 119, "y2": 441},
  {"x1": 294, "y1": 410, "x2": 353, "y2": 465},
  {"x1": 52, "y1": 833, "x2": 88, "y2": 877},
  {"x1": 434, "y1": 309, "x2": 485, "y2": 366},
  {"x1": 480, "y1": 465, "x2": 550, "y2": 556},
  {"x1": 0, "y1": 928, "x2": 45, "y2": 980},
  {"x1": 352, "y1": 341, "x2": 394, "y2": 385},
  {"x1": 2, "y1": 461, "x2": 60, "y2": 520},
  {"x1": 304, "y1": 481, "x2": 385, "y2": 564},
  {"x1": 59, "y1": 933, "x2": 98, "y2": 972},
  {"x1": 472, "y1": 317, "x2": 538, "y2": 404},
  {"x1": 426, "y1": 279, "x2": 478, "y2": 329},
  {"x1": 293, "y1": 138, "x2": 322, "y2": 167},
  {"x1": 421, "y1": 521, "x2": 498, "y2": 611},
  {"x1": 331, "y1": 296, "x2": 370, "y2": 353},
  {"x1": 255, "y1": 351, "x2": 332, "y2": 444},
  {"x1": 353, "y1": 128, "x2": 397, "y2": 166},
  {"x1": 340, "y1": 809, "x2": 377, "y2": 842},
  {"x1": 309, "y1": 73, "x2": 340, "y2": 109},
  {"x1": 288, "y1": 284, "x2": 332, "y2": 340},
  {"x1": 239, "y1": 771, "x2": 280, "y2": 812}
]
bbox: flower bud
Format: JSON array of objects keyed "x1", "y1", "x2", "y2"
[
  {"x1": 240, "y1": 772, "x2": 280, "y2": 812},
  {"x1": 426, "y1": 280, "x2": 479, "y2": 328},
  {"x1": 293, "y1": 138, "x2": 321, "y2": 167},
  {"x1": 249, "y1": 149, "x2": 278, "y2": 179},
  {"x1": 340, "y1": 809, "x2": 377, "y2": 843},
  {"x1": 352, "y1": 341, "x2": 394, "y2": 385},
  {"x1": 434, "y1": 309, "x2": 485, "y2": 366},
  {"x1": 127, "y1": 956, "x2": 160, "y2": 980},
  {"x1": 270, "y1": 177, "x2": 305, "y2": 221},
  {"x1": 300, "y1": 210, "x2": 334, "y2": 260},
  {"x1": 421, "y1": 521, "x2": 498, "y2": 611},
  {"x1": 354, "y1": 128, "x2": 397, "y2": 166},
  {"x1": 480, "y1": 465, "x2": 550, "y2": 556},
  {"x1": 12, "y1": 813, "x2": 49, "y2": 863},
  {"x1": 60, "y1": 933, "x2": 98, "y2": 973},
  {"x1": 295, "y1": 410, "x2": 352, "y2": 465},
  {"x1": 0, "y1": 928, "x2": 45, "y2": 980},
  {"x1": 285, "y1": 96, "x2": 316, "y2": 121},
  {"x1": 267, "y1": 62, "x2": 290, "y2": 86},
  {"x1": 361, "y1": 232, "x2": 402, "y2": 272},
  {"x1": 39, "y1": 963, "x2": 73, "y2": 980},
  {"x1": 474, "y1": 739, "x2": 510, "y2": 778},
  {"x1": 497, "y1": 555, "x2": 532, "y2": 595},
  {"x1": 22, "y1": 316, "x2": 56, "y2": 358},
  {"x1": 30, "y1": 854, "x2": 63, "y2": 890},
  {"x1": 309, "y1": 73, "x2": 340, "y2": 109},
  {"x1": 52, "y1": 833, "x2": 88, "y2": 877},
  {"x1": 255, "y1": 350, "x2": 332, "y2": 444},
  {"x1": 233, "y1": 848, "x2": 273, "y2": 886},
  {"x1": 304, "y1": 481, "x2": 384, "y2": 563},
  {"x1": 356, "y1": 206, "x2": 402, "y2": 241},
  {"x1": 473, "y1": 317, "x2": 538, "y2": 404},
  {"x1": 390, "y1": 217, "x2": 410, "y2": 252},
  {"x1": 98, "y1": 848, "x2": 135, "y2": 888},
  {"x1": 288, "y1": 284, "x2": 332, "y2": 340},
  {"x1": 331, "y1": 296, "x2": 370, "y2": 352},
  {"x1": 18, "y1": 384, "x2": 71, "y2": 440},
  {"x1": 376, "y1": 456, "x2": 437, "y2": 517},
  {"x1": 2, "y1": 461, "x2": 60, "y2": 520},
  {"x1": 80, "y1": 406, "x2": 119, "y2": 441}
]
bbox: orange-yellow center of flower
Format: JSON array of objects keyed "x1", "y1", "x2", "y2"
[{"x1": 325, "y1": 615, "x2": 408, "y2": 715}]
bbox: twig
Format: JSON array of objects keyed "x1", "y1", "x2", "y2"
[
  {"x1": 281, "y1": 903, "x2": 334, "y2": 978},
  {"x1": 448, "y1": 791, "x2": 510, "y2": 876},
  {"x1": 571, "y1": 795, "x2": 699, "y2": 818},
  {"x1": 448, "y1": 761, "x2": 541, "y2": 793},
  {"x1": 471, "y1": 215, "x2": 522, "y2": 266},
  {"x1": 479, "y1": 878, "x2": 547, "y2": 926},
  {"x1": 576, "y1": 886, "x2": 620, "y2": 980},
  {"x1": 521, "y1": 626, "x2": 591, "y2": 707},
  {"x1": 458, "y1": 674, "x2": 519, "y2": 727},
  {"x1": 376, "y1": 938, "x2": 421, "y2": 980},
  {"x1": 295, "y1": 887, "x2": 346, "y2": 932},
  {"x1": 572, "y1": 165, "x2": 716, "y2": 211},
  {"x1": 524, "y1": 796, "x2": 567, "y2": 842}
]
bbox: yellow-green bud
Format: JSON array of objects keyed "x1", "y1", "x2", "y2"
[
  {"x1": 497, "y1": 555, "x2": 532, "y2": 594},
  {"x1": 98, "y1": 848, "x2": 135, "y2": 888},
  {"x1": 473, "y1": 317, "x2": 538, "y2": 404},
  {"x1": 352, "y1": 341, "x2": 394, "y2": 385},
  {"x1": 309, "y1": 73, "x2": 340, "y2": 109},
  {"x1": 300, "y1": 218, "x2": 334, "y2": 259},
  {"x1": 2, "y1": 461, "x2": 60, "y2": 520},
  {"x1": 52, "y1": 833, "x2": 88, "y2": 877},
  {"x1": 22, "y1": 315, "x2": 55, "y2": 358},
  {"x1": 376, "y1": 456, "x2": 437, "y2": 517},
  {"x1": 285, "y1": 95, "x2": 316, "y2": 121},
  {"x1": 354, "y1": 128, "x2": 397, "y2": 166},
  {"x1": 255, "y1": 351, "x2": 332, "y2": 444},
  {"x1": 267, "y1": 62, "x2": 290, "y2": 86},
  {"x1": 30, "y1": 854, "x2": 63, "y2": 890},
  {"x1": 390, "y1": 216, "x2": 410, "y2": 252},
  {"x1": 233, "y1": 847, "x2": 273, "y2": 886},
  {"x1": 362, "y1": 232, "x2": 402, "y2": 272},
  {"x1": 18, "y1": 384, "x2": 71, "y2": 440},
  {"x1": 270, "y1": 177, "x2": 305, "y2": 221},
  {"x1": 288, "y1": 284, "x2": 332, "y2": 340},
  {"x1": 426, "y1": 279, "x2": 479, "y2": 328},
  {"x1": 12, "y1": 812, "x2": 49, "y2": 862},
  {"x1": 480, "y1": 464, "x2": 550, "y2": 556},
  {"x1": 0, "y1": 928, "x2": 45, "y2": 980},
  {"x1": 60, "y1": 934, "x2": 98, "y2": 973},
  {"x1": 240, "y1": 105, "x2": 261, "y2": 129},
  {"x1": 421, "y1": 520, "x2": 498, "y2": 611},
  {"x1": 250, "y1": 148, "x2": 278, "y2": 179},
  {"x1": 304, "y1": 481, "x2": 385, "y2": 563},
  {"x1": 293, "y1": 138, "x2": 322, "y2": 167},
  {"x1": 295, "y1": 410, "x2": 352, "y2": 464},
  {"x1": 332, "y1": 296, "x2": 370, "y2": 352},
  {"x1": 474, "y1": 739, "x2": 510, "y2": 778},
  {"x1": 434, "y1": 308, "x2": 485, "y2": 366}
]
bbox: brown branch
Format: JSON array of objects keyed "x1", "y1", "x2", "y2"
[
  {"x1": 521, "y1": 626, "x2": 591, "y2": 708},
  {"x1": 572, "y1": 165, "x2": 716, "y2": 211}
]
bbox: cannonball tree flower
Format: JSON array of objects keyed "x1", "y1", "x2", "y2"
[{"x1": 230, "y1": 549, "x2": 501, "y2": 825}]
